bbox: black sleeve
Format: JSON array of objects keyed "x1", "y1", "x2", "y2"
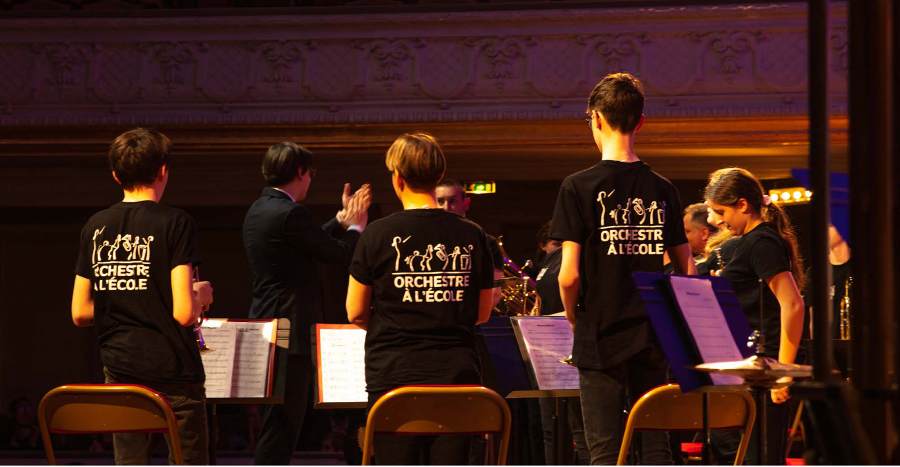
[
  {"x1": 285, "y1": 205, "x2": 359, "y2": 265},
  {"x1": 169, "y1": 212, "x2": 200, "y2": 269},
  {"x1": 322, "y1": 217, "x2": 344, "y2": 236},
  {"x1": 349, "y1": 230, "x2": 374, "y2": 286},
  {"x1": 750, "y1": 236, "x2": 791, "y2": 281},
  {"x1": 663, "y1": 184, "x2": 688, "y2": 248},
  {"x1": 75, "y1": 223, "x2": 94, "y2": 278},
  {"x1": 485, "y1": 234, "x2": 504, "y2": 271},
  {"x1": 550, "y1": 178, "x2": 585, "y2": 243},
  {"x1": 477, "y1": 229, "x2": 495, "y2": 290}
]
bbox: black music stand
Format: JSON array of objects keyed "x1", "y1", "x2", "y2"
[
  {"x1": 479, "y1": 315, "x2": 580, "y2": 464},
  {"x1": 634, "y1": 272, "x2": 755, "y2": 464}
]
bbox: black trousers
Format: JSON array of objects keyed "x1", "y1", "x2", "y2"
[
  {"x1": 254, "y1": 354, "x2": 313, "y2": 465},
  {"x1": 578, "y1": 346, "x2": 673, "y2": 465}
]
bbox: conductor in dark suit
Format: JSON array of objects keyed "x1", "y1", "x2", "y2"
[{"x1": 242, "y1": 142, "x2": 371, "y2": 465}]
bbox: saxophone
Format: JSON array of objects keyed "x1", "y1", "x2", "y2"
[
  {"x1": 492, "y1": 235, "x2": 541, "y2": 316},
  {"x1": 839, "y1": 276, "x2": 852, "y2": 340}
]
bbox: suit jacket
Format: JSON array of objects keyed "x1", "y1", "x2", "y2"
[{"x1": 242, "y1": 187, "x2": 360, "y2": 356}]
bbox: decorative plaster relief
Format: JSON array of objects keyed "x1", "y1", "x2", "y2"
[
  {"x1": 0, "y1": 3, "x2": 849, "y2": 126},
  {"x1": 303, "y1": 41, "x2": 362, "y2": 101},
  {"x1": 141, "y1": 42, "x2": 202, "y2": 99},
  {"x1": 197, "y1": 43, "x2": 254, "y2": 105},
  {"x1": 0, "y1": 45, "x2": 36, "y2": 108},
  {"x1": 34, "y1": 43, "x2": 93, "y2": 103},
  {"x1": 90, "y1": 44, "x2": 144, "y2": 106},
  {"x1": 416, "y1": 40, "x2": 474, "y2": 100}
]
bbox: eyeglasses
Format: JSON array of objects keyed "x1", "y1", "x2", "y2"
[
  {"x1": 584, "y1": 112, "x2": 594, "y2": 127},
  {"x1": 306, "y1": 168, "x2": 317, "y2": 178}
]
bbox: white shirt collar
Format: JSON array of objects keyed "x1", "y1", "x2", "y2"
[{"x1": 272, "y1": 187, "x2": 295, "y2": 203}]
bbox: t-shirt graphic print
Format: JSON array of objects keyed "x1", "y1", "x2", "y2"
[
  {"x1": 350, "y1": 209, "x2": 494, "y2": 393},
  {"x1": 550, "y1": 161, "x2": 687, "y2": 369},
  {"x1": 391, "y1": 235, "x2": 476, "y2": 304},
  {"x1": 595, "y1": 189, "x2": 668, "y2": 256},
  {"x1": 89, "y1": 227, "x2": 155, "y2": 292}
]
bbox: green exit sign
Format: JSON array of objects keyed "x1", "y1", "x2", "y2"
[{"x1": 464, "y1": 181, "x2": 496, "y2": 195}]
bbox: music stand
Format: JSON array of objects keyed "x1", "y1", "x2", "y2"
[{"x1": 634, "y1": 272, "x2": 813, "y2": 464}]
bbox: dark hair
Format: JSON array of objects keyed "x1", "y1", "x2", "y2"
[
  {"x1": 436, "y1": 178, "x2": 467, "y2": 196},
  {"x1": 262, "y1": 142, "x2": 313, "y2": 186},
  {"x1": 536, "y1": 220, "x2": 552, "y2": 245},
  {"x1": 108, "y1": 128, "x2": 171, "y2": 190},
  {"x1": 587, "y1": 72, "x2": 645, "y2": 134},
  {"x1": 684, "y1": 203, "x2": 718, "y2": 233},
  {"x1": 704, "y1": 167, "x2": 806, "y2": 289},
  {"x1": 385, "y1": 132, "x2": 446, "y2": 191}
]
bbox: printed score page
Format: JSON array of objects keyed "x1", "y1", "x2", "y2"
[
  {"x1": 514, "y1": 317, "x2": 579, "y2": 390},
  {"x1": 231, "y1": 321, "x2": 277, "y2": 398},
  {"x1": 317, "y1": 326, "x2": 367, "y2": 404},
  {"x1": 668, "y1": 276, "x2": 744, "y2": 385},
  {"x1": 201, "y1": 319, "x2": 277, "y2": 398},
  {"x1": 199, "y1": 325, "x2": 237, "y2": 398}
]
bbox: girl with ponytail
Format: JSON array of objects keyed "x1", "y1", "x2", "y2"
[{"x1": 704, "y1": 167, "x2": 805, "y2": 464}]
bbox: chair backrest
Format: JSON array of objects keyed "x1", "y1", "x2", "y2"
[
  {"x1": 617, "y1": 384, "x2": 756, "y2": 465},
  {"x1": 38, "y1": 384, "x2": 183, "y2": 465},
  {"x1": 361, "y1": 385, "x2": 512, "y2": 465}
]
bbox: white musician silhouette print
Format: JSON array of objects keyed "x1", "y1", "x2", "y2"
[{"x1": 90, "y1": 227, "x2": 155, "y2": 291}]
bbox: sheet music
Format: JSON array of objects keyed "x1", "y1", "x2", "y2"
[
  {"x1": 231, "y1": 321, "x2": 276, "y2": 398},
  {"x1": 201, "y1": 319, "x2": 276, "y2": 398},
  {"x1": 669, "y1": 276, "x2": 744, "y2": 385},
  {"x1": 514, "y1": 317, "x2": 579, "y2": 390},
  {"x1": 318, "y1": 327, "x2": 367, "y2": 404},
  {"x1": 199, "y1": 326, "x2": 238, "y2": 398}
]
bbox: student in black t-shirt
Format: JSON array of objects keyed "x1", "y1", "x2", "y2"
[
  {"x1": 550, "y1": 72, "x2": 696, "y2": 465},
  {"x1": 704, "y1": 167, "x2": 805, "y2": 464},
  {"x1": 71, "y1": 128, "x2": 214, "y2": 465},
  {"x1": 346, "y1": 132, "x2": 495, "y2": 465}
]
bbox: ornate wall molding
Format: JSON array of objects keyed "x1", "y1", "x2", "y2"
[{"x1": 0, "y1": 3, "x2": 847, "y2": 127}]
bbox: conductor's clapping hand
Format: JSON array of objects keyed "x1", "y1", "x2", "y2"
[{"x1": 337, "y1": 183, "x2": 372, "y2": 230}]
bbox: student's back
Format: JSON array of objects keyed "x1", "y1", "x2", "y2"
[
  {"x1": 351, "y1": 208, "x2": 492, "y2": 394},
  {"x1": 70, "y1": 128, "x2": 212, "y2": 465},
  {"x1": 552, "y1": 159, "x2": 684, "y2": 369},
  {"x1": 77, "y1": 201, "x2": 203, "y2": 385}
]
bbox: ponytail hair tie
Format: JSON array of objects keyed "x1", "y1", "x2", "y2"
[{"x1": 762, "y1": 194, "x2": 772, "y2": 206}]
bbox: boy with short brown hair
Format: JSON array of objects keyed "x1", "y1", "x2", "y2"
[{"x1": 71, "y1": 128, "x2": 213, "y2": 465}]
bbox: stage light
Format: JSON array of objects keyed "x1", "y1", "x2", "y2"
[
  {"x1": 464, "y1": 181, "x2": 496, "y2": 195},
  {"x1": 769, "y1": 187, "x2": 812, "y2": 205}
]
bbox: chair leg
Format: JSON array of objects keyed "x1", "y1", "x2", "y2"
[
  {"x1": 483, "y1": 434, "x2": 495, "y2": 464},
  {"x1": 785, "y1": 403, "x2": 805, "y2": 457}
]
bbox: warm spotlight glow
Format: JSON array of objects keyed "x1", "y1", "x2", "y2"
[{"x1": 769, "y1": 187, "x2": 812, "y2": 205}]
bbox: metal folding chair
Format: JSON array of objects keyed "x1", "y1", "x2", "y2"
[
  {"x1": 361, "y1": 385, "x2": 512, "y2": 465},
  {"x1": 38, "y1": 384, "x2": 183, "y2": 464},
  {"x1": 618, "y1": 384, "x2": 756, "y2": 465}
]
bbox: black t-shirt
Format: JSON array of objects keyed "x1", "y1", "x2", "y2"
[
  {"x1": 349, "y1": 209, "x2": 494, "y2": 393},
  {"x1": 719, "y1": 223, "x2": 791, "y2": 358},
  {"x1": 550, "y1": 160, "x2": 687, "y2": 369},
  {"x1": 535, "y1": 248, "x2": 563, "y2": 315},
  {"x1": 707, "y1": 236, "x2": 740, "y2": 276},
  {"x1": 75, "y1": 201, "x2": 204, "y2": 385}
]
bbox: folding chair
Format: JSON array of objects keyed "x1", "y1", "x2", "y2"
[
  {"x1": 38, "y1": 384, "x2": 183, "y2": 464},
  {"x1": 361, "y1": 385, "x2": 512, "y2": 465},
  {"x1": 617, "y1": 384, "x2": 756, "y2": 465}
]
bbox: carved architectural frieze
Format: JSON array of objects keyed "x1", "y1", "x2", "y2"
[{"x1": 0, "y1": 3, "x2": 848, "y2": 126}]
